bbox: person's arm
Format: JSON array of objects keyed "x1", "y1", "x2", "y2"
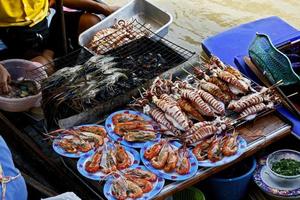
[
  {"x1": 0, "y1": 64, "x2": 11, "y2": 94},
  {"x1": 63, "y1": 0, "x2": 119, "y2": 16}
]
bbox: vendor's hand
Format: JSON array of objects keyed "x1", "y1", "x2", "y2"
[{"x1": 0, "y1": 64, "x2": 11, "y2": 94}]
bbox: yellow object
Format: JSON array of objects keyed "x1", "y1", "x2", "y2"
[{"x1": 0, "y1": 0, "x2": 48, "y2": 27}]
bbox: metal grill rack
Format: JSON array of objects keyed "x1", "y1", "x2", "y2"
[{"x1": 38, "y1": 19, "x2": 195, "y2": 127}]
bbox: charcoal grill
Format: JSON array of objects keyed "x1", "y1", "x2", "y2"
[{"x1": 37, "y1": 20, "x2": 195, "y2": 127}]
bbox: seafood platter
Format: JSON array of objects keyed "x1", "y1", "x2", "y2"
[
  {"x1": 77, "y1": 142, "x2": 140, "y2": 180},
  {"x1": 47, "y1": 125, "x2": 107, "y2": 158},
  {"x1": 45, "y1": 54, "x2": 281, "y2": 199},
  {"x1": 105, "y1": 110, "x2": 161, "y2": 148},
  {"x1": 104, "y1": 166, "x2": 165, "y2": 200},
  {"x1": 42, "y1": 31, "x2": 194, "y2": 126}
]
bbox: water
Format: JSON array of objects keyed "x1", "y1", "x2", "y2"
[{"x1": 106, "y1": 0, "x2": 300, "y2": 53}]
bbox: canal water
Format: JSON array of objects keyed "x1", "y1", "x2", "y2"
[{"x1": 106, "y1": 0, "x2": 300, "y2": 53}]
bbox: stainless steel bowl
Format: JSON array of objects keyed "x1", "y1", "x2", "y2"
[{"x1": 266, "y1": 149, "x2": 300, "y2": 184}]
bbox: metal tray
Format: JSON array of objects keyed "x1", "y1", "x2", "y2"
[{"x1": 78, "y1": 0, "x2": 173, "y2": 48}]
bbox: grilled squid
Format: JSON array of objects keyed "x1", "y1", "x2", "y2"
[{"x1": 180, "y1": 89, "x2": 214, "y2": 117}]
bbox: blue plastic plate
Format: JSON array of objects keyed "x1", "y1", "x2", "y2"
[
  {"x1": 104, "y1": 165, "x2": 165, "y2": 200},
  {"x1": 196, "y1": 136, "x2": 247, "y2": 167},
  {"x1": 140, "y1": 139, "x2": 198, "y2": 181},
  {"x1": 77, "y1": 146, "x2": 140, "y2": 180},
  {"x1": 105, "y1": 110, "x2": 161, "y2": 148},
  {"x1": 52, "y1": 124, "x2": 107, "y2": 158}
]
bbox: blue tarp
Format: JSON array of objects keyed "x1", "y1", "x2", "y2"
[{"x1": 202, "y1": 16, "x2": 300, "y2": 137}]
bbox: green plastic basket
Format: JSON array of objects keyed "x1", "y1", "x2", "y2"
[
  {"x1": 248, "y1": 33, "x2": 300, "y2": 86},
  {"x1": 173, "y1": 187, "x2": 205, "y2": 200}
]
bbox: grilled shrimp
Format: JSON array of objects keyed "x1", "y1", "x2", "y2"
[
  {"x1": 125, "y1": 168, "x2": 157, "y2": 182},
  {"x1": 207, "y1": 137, "x2": 222, "y2": 162},
  {"x1": 85, "y1": 150, "x2": 102, "y2": 173},
  {"x1": 123, "y1": 130, "x2": 156, "y2": 142},
  {"x1": 150, "y1": 143, "x2": 170, "y2": 169},
  {"x1": 125, "y1": 177, "x2": 153, "y2": 193},
  {"x1": 192, "y1": 138, "x2": 213, "y2": 161},
  {"x1": 164, "y1": 147, "x2": 178, "y2": 172},
  {"x1": 176, "y1": 148, "x2": 191, "y2": 175},
  {"x1": 115, "y1": 144, "x2": 131, "y2": 170},
  {"x1": 144, "y1": 140, "x2": 166, "y2": 160},
  {"x1": 221, "y1": 134, "x2": 238, "y2": 156},
  {"x1": 112, "y1": 113, "x2": 144, "y2": 124}
]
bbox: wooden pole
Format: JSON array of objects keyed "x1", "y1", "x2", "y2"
[{"x1": 55, "y1": 0, "x2": 68, "y2": 55}]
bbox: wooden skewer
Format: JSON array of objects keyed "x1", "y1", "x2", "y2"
[{"x1": 287, "y1": 92, "x2": 298, "y2": 98}]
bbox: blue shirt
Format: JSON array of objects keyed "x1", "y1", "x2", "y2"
[{"x1": 0, "y1": 136, "x2": 27, "y2": 200}]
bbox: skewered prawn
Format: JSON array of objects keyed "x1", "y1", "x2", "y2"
[
  {"x1": 178, "y1": 98, "x2": 205, "y2": 121},
  {"x1": 147, "y1": 107, "x2": 181, "y2": 136},
  {"x1": 196, "y1": 89, "x2": 225, "y2": 115},
  {"x1": 180, "y1": 89, "x2": 214, "y2": 117},
  {"x1": 152, "y1": 96, "x2": 190, "y2": 131},
  {"x1": 176, "y1": 147, "x2": 191, "y2": 175}
]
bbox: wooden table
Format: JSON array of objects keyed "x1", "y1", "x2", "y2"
[{"x1": 0, "y1": 110, "x2": 289, "y2": 199}]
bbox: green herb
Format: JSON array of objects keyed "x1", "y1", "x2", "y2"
[{"x1": 272, "y1": 158, "x2": 300, "y2": 176}]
